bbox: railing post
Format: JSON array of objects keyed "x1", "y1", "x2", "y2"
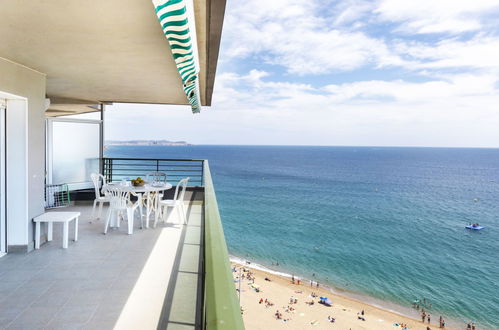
[
  {"x1": 109, "y1": 158, "x2": 113, "y2": 182},
  {"x1": 201, "y1": 160, "x2": 205, "y2": 186},
  {"x1": 156, "y1": 159, "x2": 159, "y2": 172}
]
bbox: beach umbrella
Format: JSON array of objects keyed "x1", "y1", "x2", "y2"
[{"x1": 152, "y1": 0, "x2": 201, "y2": 113}]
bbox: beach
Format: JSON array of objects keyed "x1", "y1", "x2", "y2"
[{"x1": 232, "y1": 261, "x2": 454, "y2": 330}]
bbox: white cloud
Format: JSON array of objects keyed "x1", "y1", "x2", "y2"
[
  {"x1": 323, "y1": 74, "x2": 499, "y2": 103},
  {"x1": 222, "y1": 0, "x2": 404, "y2": 74},
  {"x1": 395, "y1": 36, "x2": 499, "y2": 71},
  {"x1": 204, "y1": 70, "x2": 499, "y2": 146},
  {"x1": 221, "y1": 0, "x2": 499, "y2": 75},
  {"x1": 375, "y1": 0, "x2": 499, "y2": 34}
]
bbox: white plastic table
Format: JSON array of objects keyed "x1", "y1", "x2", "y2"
[
  {"x1": 104, "y1": 182, "x2": 172, "y2": 228},
  {"x1": 33, "y1": 212, "x2": 80, "y2": 249}
]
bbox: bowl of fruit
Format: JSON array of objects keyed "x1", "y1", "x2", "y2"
[{"x1": 131, "y1": 177, "x2": 145, "y2": 187}]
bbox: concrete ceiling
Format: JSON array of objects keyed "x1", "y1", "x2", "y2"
[{"x1": 0, "y1": 0, "x2": 225, "y2": 116}]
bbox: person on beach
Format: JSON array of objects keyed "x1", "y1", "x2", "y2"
[
  {"x1": 439, "y1": 316, "x2": 445, "y2": 328},
  {"x1": 292, "y1": 275, "x2": 295, "y2": 284},
  {"x1": 422, "y1": 311, "x2": 426, "y2": 322},
  {"x1": 467, "y1": 323, "x2": 471, "y2": 329},
  {"x1": 427, "y1": 314, "x2": 431, "y2": 324}
]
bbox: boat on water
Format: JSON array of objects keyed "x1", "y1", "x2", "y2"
[{"x1": 466, "y1": 224, "x2": 485, "y2": 230}]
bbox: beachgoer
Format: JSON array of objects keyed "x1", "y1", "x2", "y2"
[
  {"x1": 297, "y1": 279, "x2": 301, "y2": 285},
  {"x1": 471, "y1": 323, "x2": 475, "y2": 330},
  {"x1": 467, "y1": 323, "x2": 471, "y2": 329},
  {"x1": 422, "y1": 311, "x2": 426, "y2": 322},
  {"x1": 427, "y1": 314, "x2": 431, "y2": 324},
  {"x1": 361, "y1": 310, "x2": 364, "y2": 316},
  {"x1": 292, "y1": 275, "x2": 295, "y2": 284},
  {"x1": 316, "y1": 282, "x2": 319, "y2": 288},
  {"x1": 259, "y1": 298, "x2": 263, "y2": 304}
]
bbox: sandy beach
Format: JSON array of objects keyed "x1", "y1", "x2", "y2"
[{"x1": 232, "y1": 261, "x2": 455, "y2": 330}]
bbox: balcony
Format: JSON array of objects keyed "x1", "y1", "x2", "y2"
[{"x1": 0, "y1": 160, "x2": 244, "y2": 330}]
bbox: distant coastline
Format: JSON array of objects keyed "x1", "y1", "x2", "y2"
[{"x1": 105, "y1": 140, "x2": 191, "y2": 146}]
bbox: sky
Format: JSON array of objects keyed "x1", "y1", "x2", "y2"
[{"x1": 105, "y1": 0, "x2": 499, "y2": 147}]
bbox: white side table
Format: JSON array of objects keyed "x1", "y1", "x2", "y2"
[{"x1": 33, "y1": 212, "x2": 80, "y2": 249}]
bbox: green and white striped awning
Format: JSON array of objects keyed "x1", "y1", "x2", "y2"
[{"x1": 152, "y1": 0, "x2": 201, "y2": 113}]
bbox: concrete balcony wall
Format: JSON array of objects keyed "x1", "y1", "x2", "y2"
[{"x1": 0, "y1": 57, "x2": 46, "y2": 251}]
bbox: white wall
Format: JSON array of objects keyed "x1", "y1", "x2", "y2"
[{"x1": 0, "y1": 57, "x2": 46, "y2": 251}]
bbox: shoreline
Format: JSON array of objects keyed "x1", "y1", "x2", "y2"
[{"x1": 230, "y1": 256, "x2": 461, "y2": 330}]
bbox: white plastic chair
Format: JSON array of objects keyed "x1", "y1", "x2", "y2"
[
  {"x1": 146, "y1": 171, "x2": 168, "y2": 199},
  {"x1": 103, "y1": 185, "x2": 142, "y2": 235},
  {"x1": 158, "y1": 178, "x2": 189, "y2": 226},
  {"x1": 90, "y1": 173, "x2": 110, "y2": 220},
  {"x1": 146, "y1": 171, "x2": 167, "y2": 183}
]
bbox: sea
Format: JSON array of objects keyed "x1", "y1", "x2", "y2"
[{"x1": 105, "y1": 145, "x2": 499, "y2": 329}]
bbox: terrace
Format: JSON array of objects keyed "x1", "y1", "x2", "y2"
[
  {"x1": 0, "y1": 0, "x2": 244, "y2": 328},
  {"x1": 0, "y1": 161, "x2": 242, "y2": 329}
]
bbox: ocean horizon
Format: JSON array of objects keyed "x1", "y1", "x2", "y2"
[{"x1": 106, "y1": 145, "x2": 499, "y2": 329}]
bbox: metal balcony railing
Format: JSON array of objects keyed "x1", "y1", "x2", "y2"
[{"x1": 101, "y1": 157, "x2": 204, "y2": 186}]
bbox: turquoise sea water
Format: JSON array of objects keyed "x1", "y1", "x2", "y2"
[{"x1": 106, "y1": 145, "x2": 499, "y2": 329}]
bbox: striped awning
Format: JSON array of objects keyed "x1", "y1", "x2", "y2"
[{"x1": 152, "y1": 0, "x2": 201, "y2": 113}]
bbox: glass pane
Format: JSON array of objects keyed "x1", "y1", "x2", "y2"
[{"x1": 52, "y1": 121, "x2": 100, "y2": 189}]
